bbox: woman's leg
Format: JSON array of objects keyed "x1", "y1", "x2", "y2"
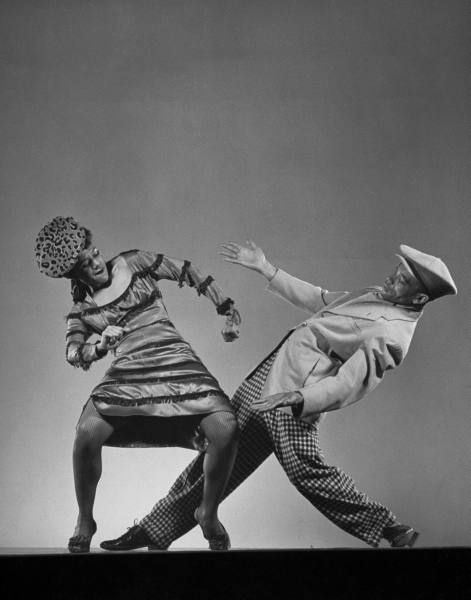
[
  {"x1": 72, "y1": 400, "x2": 114, "y2": 537},
  {"x1": 196, "y1": 410, "x2": 239, "y2": 538}
]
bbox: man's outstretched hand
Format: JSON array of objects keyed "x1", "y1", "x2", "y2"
[{"x1": 219, "y1": 240, "x2": 275, "y2": 278}]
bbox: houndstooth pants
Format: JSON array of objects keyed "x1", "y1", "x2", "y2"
[{"x1": 140, "y1": 352, "x2": 396, "y2": 548}]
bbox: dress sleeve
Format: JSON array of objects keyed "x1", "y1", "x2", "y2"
[
  {"x1": 65, "y1": 312, "x2": 103, "y2": 371},
  {"x1": 146, "y1": 252, "x2": 236, "y2": 316}
]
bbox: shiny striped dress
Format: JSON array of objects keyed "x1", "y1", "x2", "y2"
[{"x1": 65, "y1": 250, "x2": 235, "y2": 448}]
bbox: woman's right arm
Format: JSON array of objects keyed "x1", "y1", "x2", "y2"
[{"x1": 135, "y1": 250, "x2": 241, "y2": 342}]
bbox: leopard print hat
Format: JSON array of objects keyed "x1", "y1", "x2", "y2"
[{"x1": 35, "y1": 216, "x2": 88, "y2": 278}]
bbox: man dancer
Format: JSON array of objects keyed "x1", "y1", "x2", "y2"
[{"x1": 101, "y1": 241, "x2": 457, "y2": 550}]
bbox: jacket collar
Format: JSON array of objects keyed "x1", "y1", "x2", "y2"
[{"x1": 320, "y1": 288, "x2": 423, "y2": 322}]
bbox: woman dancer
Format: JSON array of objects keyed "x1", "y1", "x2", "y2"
[{"x1": 35, "y1": 216, "x2": 241, "y2": 553}]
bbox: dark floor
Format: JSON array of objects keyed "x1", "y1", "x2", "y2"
[
  {"x1": 0, "y1": 546, "x2": 193, "y2": 554},
  {"x1": 1, "y1": 547, "x2": 470, "y2": 599},
  {"x1": 0, "y1": 544, "x2": 470, "y2": 554}
]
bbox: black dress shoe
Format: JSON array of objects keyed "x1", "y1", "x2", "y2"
[
  {"x1": 100, "y1": 524, "x2": 167, "y2": 551},
  {"x1": 68, "y1": 520, "x2": 97, "y2": 554},
  {"x1": 383, "y1": 524, "x2": 419, "y2": 548}
]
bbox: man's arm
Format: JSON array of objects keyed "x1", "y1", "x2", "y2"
[
  {"x1": 267, "y1": 268, "x2": 348, "y2": 314},
  {"x1": 252, "y1": 334, "x2": 405, "y2": 418},
  {"x1": 220, "y1": 240, "x2": 347, "y2": 314},
  {"x1": 297, "y1": 336, "x2": 404, "y2": 418}
]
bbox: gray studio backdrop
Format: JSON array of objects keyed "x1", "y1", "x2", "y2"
[{"x1": 1, "y1": 0, "x2": 469, "y2": 549}]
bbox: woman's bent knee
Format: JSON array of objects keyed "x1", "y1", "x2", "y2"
[
  {"x1": 224, "y1": 414, "x2": 239, "y2": 443},
  {"x1": 202, "y1": 411, "x2": 239, "y2": 447},
  {"x1": 74, "y1": 417, "x2": 110, "y2": 453}
]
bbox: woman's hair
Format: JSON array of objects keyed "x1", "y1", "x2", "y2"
[{"x1": 64, "y1": 228, "x2": 93, "y2": 303}]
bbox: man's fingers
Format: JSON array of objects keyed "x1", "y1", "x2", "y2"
[
  {"x1": 252, "y1": 393, "x2": 286, "y2": 411},
  {"x1": 252, "y1": 404, "x2": 270, "y2": 412},
  {"x1": 218, "y1": 249, "x2": 238, "y2": 259},
  {"x1": 220, "y1": 242, "x2": 241, "y2": 252},
  {"x1": 221, "y1": 257, "x2": 242, "y2": 265},
  {"x1": 252, "y1": 399, "x2": 272, "y2": 407},
  {"x1": 254, "y1": 394, "x2": 278, "y2": 403},
  {"x1": 251, "y1": 397, "x2": 264, "y2": 404}
]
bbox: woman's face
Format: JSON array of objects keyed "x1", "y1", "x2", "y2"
[{"x1": 75, "y1": 246, "x2": 109, "y2": 289}]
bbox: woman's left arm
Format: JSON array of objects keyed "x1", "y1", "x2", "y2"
[{"x1": 152, "y1": 254, "x2": 241, "y2": 342}]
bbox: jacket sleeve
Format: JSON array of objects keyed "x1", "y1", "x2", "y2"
[
  {"x1": 266, "y1": 268, "x2": 348, "y2": 314},
  {"x1": 297, "y1": 334, "x2": 405, "y2": 419},
  {"x1": 65, "y1": 313, "x2": 103, "y2": 371},
  {"x1": 144, "y1": 251, "x2": 236, "y2": 316}
]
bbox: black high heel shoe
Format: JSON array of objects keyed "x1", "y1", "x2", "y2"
[
  {"x1": 68, "y1": 520, "x2": 97, "y2": 554},
  {"x1": 194, "y1": 508, "x2": 231, "y2": 551}
]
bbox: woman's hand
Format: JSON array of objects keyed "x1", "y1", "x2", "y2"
[
  {"x1": 97, "y1": 325, "x2": 127, "y2": 351},
  {"x1": 221, "y1": 308, "x2": 241, "y2": 342},
  {"x1": 251, "y1": 391, "x2": 303, "y2": 413},
  {"x1": 219, "y1": 240, "x2": 276, "y2": 279}
]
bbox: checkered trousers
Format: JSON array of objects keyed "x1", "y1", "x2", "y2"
[{"x1": 140, "y1": 352, "x2": 396, "y2": 548}]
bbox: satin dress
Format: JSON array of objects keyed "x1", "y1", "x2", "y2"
[{"x1": 65, "y1": 250, "x2": 234, "y2": 448}]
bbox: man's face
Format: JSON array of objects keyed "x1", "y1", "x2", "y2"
[
  {"x1": 380, "y1": 262, "x2": 427, "y2": 306},
  {"x1": 76, "y1": 246, "x2": 109, "y2": 289}
]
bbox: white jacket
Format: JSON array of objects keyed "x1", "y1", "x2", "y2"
[{"x1": 254, "y1": 269, "x2": 422, "y2": 423}]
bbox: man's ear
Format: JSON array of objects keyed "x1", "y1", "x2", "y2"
[{"x1": 412, "y1": 293, "x2": 429, "y2": 306}]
